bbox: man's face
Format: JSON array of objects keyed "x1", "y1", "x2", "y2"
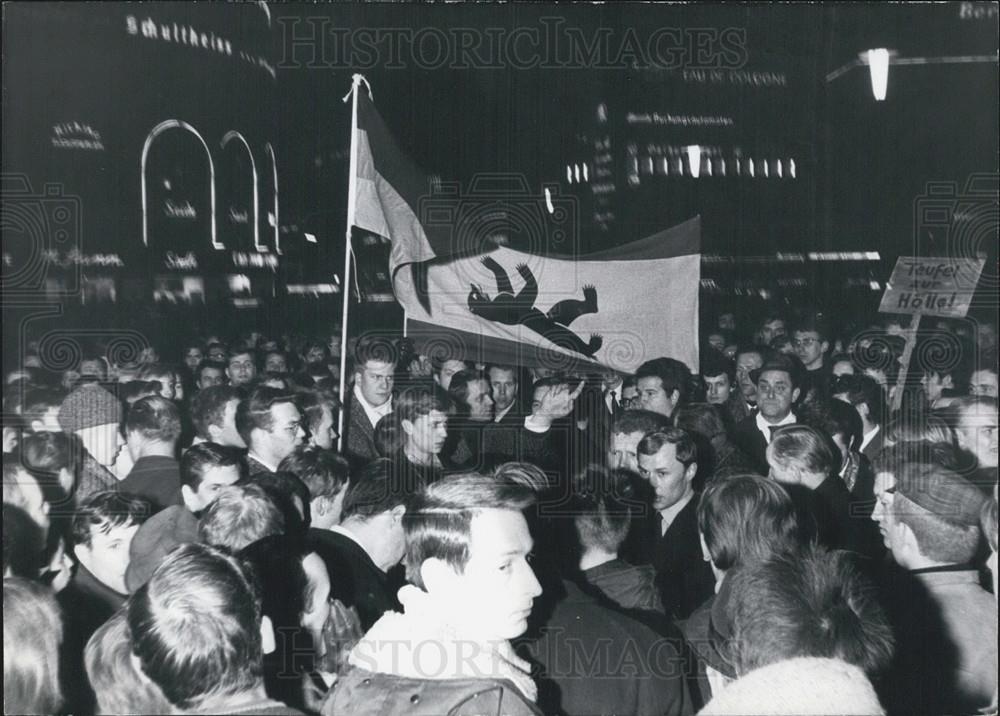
[
  {"x1": 793, "y1": 331, "x2": 827, "y2": 369},
  {"x1": 81, "y1": 422, "x2": 125, "y2": 467},
  {"x1": 969, "y1": 370, "x2": 999, "y2": 398},
  {"x1": 327, "y1": 336, "x2": 342, "y2": 357},
  {"x1": 436, "y1": 360, "x2": 467, "y2": 391},
  {"x1": 437, "y1": 509, "x2": 542, "y2": 641},
  {"x1": 488, "y1": 368, "x2": 518, "y2": 414},
  {"x1": 79, "y1": 359, "x2": 107, "y2": 381},
  {"x1": 756, "y1": 370, "x2": 799, "y2": 422},
  {"x1": 198, "y1": 366, "x2": 226, "y2": 390},
  {"x1": 704, "y1": 373, "x2": 732, "y2": 405},
  {"x1": 150, "y1": 372, "x2": 176, "y2": 401},
  {"x1": 638, "y1": 442, "x2": 695, "y2": 511},
  {"x1": 184, "y1": 348, "x2": 203, "y2": 371},
  {"x1": 718, "y1": 313, "x2": 736, "y2": 332},
  {"x1": 465, "y1": 379, "x2": 494, "y2": 422},
  {"x1": 707, "y1": 333, "x2": 726, "y2": 352},
  {"x1": 227, "y1": 353, "x2": 256, "y2": 386},
  {"x1": 760, "y1": 319, "x2": 786, "y2": 345},
  {"x1": 256, "y1": 402, "x2": 305, "y2": 462},
  {"x1": 404, "y1": 409, "x2": 448, "y2": 456},
  {"x1": 871, "y1": 470, "x2": 904, "y2": 554},
  {"x1": 264, "y1": 353, "x2": 287, "y2": 374},
  {"x1": 357, "y1": 360, "x2": 394, "y2": 407},
  {"x1": 621, "y1": 384, "x2": 639, "y2": 408},
  {"x1": 305, "y1": 347, "x2": 327, "y2": 365},
  {"x1": 207, "y1": 346, "x2": 227, "y2": 363},
  {"x1": 311, "y1": 405, "x2": 338, "y2": 450},
  {"x1": 736, "y1": 351, "x2": 763, "y2": 401},
  {"x1": 956, "y1": 407, "x2": 999, "y2": 469},
  {"x1": 77, "y1": 522, "x2": 139, "y2": 594},
  {"x1": 610, "y1": 430, "x2": 644, "y2": 473},
  {"x1": 920, "y1": 371, "x2": 952, "y2": 403},
  {"x1": 184, "y1": 464, "x2": 241, "y2": 513},
  {"x1": 637, "y1": 376, "x2": 678, "y2": 418},
  {"x1": 216, "y1": 399, "x2": 246, "y2": 448}
]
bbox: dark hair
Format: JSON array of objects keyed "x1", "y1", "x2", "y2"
[
  {"x1": 195, "y1": 359, "x2": 227, "y2": 382},
  {"x1": 636, "y1": 428, "x2": 698, "y2": 467},
  {"x1": 235, "y1": 387, "x2": 297, "y2": 445},
  {"x1": 799, "y1": 400, "x2": 863, "y2": 452},
  {"x1": 71, "y1": 491, "x2": 150, "y2": 549},
  {"x1": 125, "y1": 396, "x2": 181, "y2": 444},
  {"x1": 245, "y1": 471, "x2": 312, "y2": 536},
  {"x1": 181, "y1": 442, "x2": 242, "y2": 492},
  {"x1": 917, "y1": 335, "x2": 973, "y2": 393},
  {"x1": 374, "y1": 414, "x2": 405, "y2": 457},
  {"x1": 296, "y1": 389, "x2": 339, "y2": 441},
  {"x1": 697, "y1": 475, "x2": 800, "y2": 571},
  {"x1": 120, "y1": 381, "x2": 162, "y2": 406},
  {"x1": 127, "y1": 543, "x2": 263, "y2": 709},
  {"x1": 726, "y1": 546, "x2": 894, "y2": 677},
  {"x1": 199, "y1": 484, "x2": 284, "y2": 552},
  {"x1": 831, "y1": 374, "x2": 885, "y2": 427},
  {"x1": 634, "y1": 357, "x2": 692, "y2": 404},
  {"x1": 190, "y1": 386, "x2": 242, "y2": 441},
  {"x1": 674, "y1": 403, "x2": 728, "y2": 441},
  {"x1": 701, "y1": 350, "x2": 736, "y2": 383},
  {"x1": 753, "y1": 353, "x2": 804, "y2": 391},
  {"x1": 354, "y1": 336, "x2": 398, "y2": 368},
  {"x1": 572, "y1": 467, "x2": 638, "y2": 554},
  {"x1": 20, "y1": 430, "x2": 78, "y2": 507},
  {"x1": 404, "y1": 474, "x2": 536, "y2": 589},
  {"x1": 447, "y1": 370, "x2": 489, "y2": 414},
  {"x1": 278, "y1": 446, "x2": 349, "y2": 502},
  {"x1": 340, "y1": 458, "x2": 417, "y2": 521},
  {"x1": 793, "y1": 315, "x2": 831, "y2": 343},
  {"x1": 610, "y1": 409, "x2": 672, "y2": 437},
  {"x1": 395, "y1": 384, "x2": 451, "y2": 425}
]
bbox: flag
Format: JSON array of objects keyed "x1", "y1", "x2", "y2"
[
  {"x1": 351, "y1": 89, "x2": 456, "y2": 289},
  {"x1": 398, "y1": 217, "x2": 702, "y2": 374}
]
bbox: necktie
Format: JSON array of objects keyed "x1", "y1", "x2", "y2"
[{"x1": 609, "y1": 390, "x2": 620, "y2": 415}]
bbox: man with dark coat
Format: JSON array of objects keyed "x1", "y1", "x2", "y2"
[{"x1": 342, "y1": 339, "x2": 396, "y2": 468}]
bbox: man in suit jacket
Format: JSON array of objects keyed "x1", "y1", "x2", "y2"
[
  {"x1": 636, "y1": 428, "x2": 715, "y2": 620},
  {"x1": 732, "y1": 354, "x2": 802, "y2": 474},
  {"x1": 308, "y1": 458, "x2": 409, "y2": 631},
  {"x1": 831, "y1": 373, "x2": 886, "y2": 462},
  {"x1": 342, "y1": 339, "x2": 396, "y2": 467},
  {"x1": 481, "y1": 364, "x2": 524, "y2": 464}
]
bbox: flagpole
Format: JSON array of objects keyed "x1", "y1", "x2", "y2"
[{"x1": 337, "y1": 74, "x2": 367, "y2": 452}]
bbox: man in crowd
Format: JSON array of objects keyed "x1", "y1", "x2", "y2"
[
  {"x1": 871, "y1": 454, "x2": 996, "y2": 714},
  {"x1": 951, "y1": 395, "x2": 998, "y2": 491},
  {"x1": 119, "y1": 395, "x2": 183, "y2": 512},
  {"x1": 298, "y1": 390, "x2": 340, "y2": 451},
  {"x1": 433, "y1": 357, "x2": 472, "y2": 391},
  {"x1": 57, "y1": 382, "x2": 125, "y2": 499},
  {"x1": 136, "y1": 363, "x2": 178, "y2": 402},
  {"x1": 61, "y1": 491, "x2": 150, "y2": 714},
  {"x1": 179, "y1": 442, "x2": 242, "y2": 514},
  {"x1": 636, "y1": 428, "x2": 715, "y2": 619},
  {"x1": 2, "y1": 458, "x2": 51, "y2": 539},
  {"x1": 635, "y1": 356, "x2": 691, "y2": 419},
  {"x1": 701, "y1": 350, "x2": 749, "y2": 426},
  {"x1": 734, "y1": 345, "x2": 766, "y2": 413},
  {"x1": 608, "y1": 408, "x2": 671, "y2": 475},
  {"x1": 489, "y1": 364, "x2": 521, "y2": 424},
  {"x1": 969, "y1": 365, "x2": 998, "y2": 398},
  {"x1": 128, "y1": 543, "x2": 305, "y2": 715},
  {"x1": 237, "y1": 386, "x2": 306, "y2": 476},
  {"x1": 343, "y1": 338, "x2": 395, "y2": 466},
  {"x1": 757, "y1": 313, "x2": 787, "y2": 347},
  {"x1": 309, "y1": 459, "x2": 409, "y2": 631},
  {"x1": 189, "y1": 385, "x2": 246, "y2": 448},
  {"x1": 226, "y1": 347, "x2": 258, "y2": 388},
  {"x1": 397, "y1": 384, "x2": 451, "y2": 479},
  {"x1": 832, "y1": 374, "x2": 885, "y2": 461},
  {"x1": 199, "y1": 483, "x2": 285, "y2": 553},
  {"x1": 444, "y1": 369, "x2": 494, "y2": 469},
  {"x1": 280, "y1": 445, "x2": 350, "y2": 529},
  {"x1": 732, "y1": 354, "x2": 801, "y2": 473},
  {"x1": 195, "y1": 359, "x2": 227, "y2": 391},
  {"x1": 323, "y1": 475, "x2": 542, "y2": 715}
]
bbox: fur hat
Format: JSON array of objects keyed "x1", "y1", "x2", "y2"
[{"x1": 58, "y1": 384, "x2": 121, "y2": 433}]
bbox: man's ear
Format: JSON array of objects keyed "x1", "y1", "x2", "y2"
[
  {"x1": 420, "y1": 557, "x2": 457, "y2": 594},
  {"x1": 73, "y1": 543, "x2": 90, "y2": 566},
  {"x1": 670, "y1": 389, "x2": 681, "y2": 406},
  {"x1": 390, "y1": 504, "x2": 406, "y2": 523},
  {"x1": 942, "y1": 374, "x2": 955, "y2": 390},
  {"x1": 791, "y1": 387, "x2": 801, "y2": 404},
  {"x1": 400, "y1": 419, "x2": 414, "y2": 437},
  {"x1": 207, "y1": 423, "x2": 223, "y2": 441},
  {"x1": 858, "y1": 402, "x2": 870, "y2": 420},
  {"x1": 684, "y1": 462, "x2": 698, "y2": 484},
  {"x1": 180, "y1": 485, "x2": 197, "y2": 511},
  {"x1": 820, "y1": 340, "x2": 830, "y2": 354}
]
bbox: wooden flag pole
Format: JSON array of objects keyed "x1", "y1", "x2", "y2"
[
  {"x1": 891, "y1": 312, "x2": 922, "y2": 412},
  {"x1": 336, "y1": 74, "x2": 368, "y2": 452}
]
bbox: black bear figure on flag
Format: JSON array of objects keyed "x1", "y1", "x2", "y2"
[{"x1": 468, "y1": 256, "x2": 603, "y2": 357}]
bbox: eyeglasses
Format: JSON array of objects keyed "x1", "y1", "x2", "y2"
[{"x1": 793, "y1": 338, "x2": 818, "y2": 348}]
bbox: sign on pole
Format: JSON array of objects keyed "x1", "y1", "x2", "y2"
[
  {"x1": 878, "y1": 256, "x2": 985, "y2": 317},
  {"x1": 879, "y1": 256, "x2": 985, "y2": 410}
]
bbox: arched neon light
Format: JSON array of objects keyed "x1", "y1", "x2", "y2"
[
  {"x1": 141, "y1": 120, "x2": 220, "y2": 250},
  {"x1": 266, "y1": 143, "x2": 281, "y2": 255},
  {"x1": 221, "y1": 131, "x2": 263, "y2": 252}
]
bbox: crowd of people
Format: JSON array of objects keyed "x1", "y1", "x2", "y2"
[{"x1": 2, "y1": 307, "x2": 998, "y2": 715}]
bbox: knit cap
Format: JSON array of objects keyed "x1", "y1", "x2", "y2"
[
  {"x1": 896, "y1": 462, "x2": 986, "y2": 527},
  {"x1": 58, "y1": 384, "x2": 122, "y2": 433}
]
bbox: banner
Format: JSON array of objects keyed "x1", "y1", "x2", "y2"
[
  {"x1": 879, "y1": 256, "x2": 985, "y2": 317},
  {"x1": 400, "y1": 217, "x2": 701, "y2": 374}
]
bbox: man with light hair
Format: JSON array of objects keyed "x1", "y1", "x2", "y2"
[{"x1": 322, "y1": 474, "x2": 542, "y2": 715}]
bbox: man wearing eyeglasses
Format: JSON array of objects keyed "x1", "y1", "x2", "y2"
[
  {"x1": 236, "y1": 386, "x2": 306, "y2": 476},
  {"x1": 731, "y1": 354, "x2": 802, "y2": 474},
  {"x1": 793, "y1": 316, "x2": 832, "y2": 399}
]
